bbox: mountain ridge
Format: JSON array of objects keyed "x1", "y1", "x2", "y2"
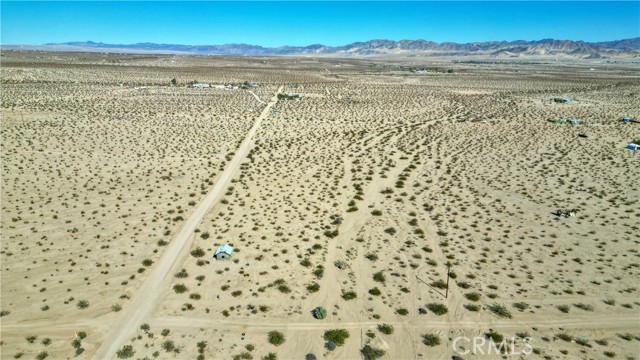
[{"x1": 5, "y1": 38, "x2": 640, "y2": 58}]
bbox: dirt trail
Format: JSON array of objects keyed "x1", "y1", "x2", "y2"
[
  {"x1": 247, "y1": 90, "x2": 266, "y2": 104},
  {"x1": 93, "y1": 86, "x2": 283, "y2": 359},
  {"x1": 150, "y1": 313, "x2": 639, "y2": 331}
]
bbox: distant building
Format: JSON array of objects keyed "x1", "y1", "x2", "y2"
[
  {"x1": 188, "y1": 83, "x2": 210, "y2": 88},
  {"x1": 214, "y1": 244, "x2": 234, "y2": 260}
]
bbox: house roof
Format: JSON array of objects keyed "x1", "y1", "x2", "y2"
[{"x1": 214, "y1": 244, "x2": 234, "y2": 256}]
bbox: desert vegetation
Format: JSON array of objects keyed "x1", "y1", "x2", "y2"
[{"x1": 1, "y1": 51, "x2": 638, "y2": 359}]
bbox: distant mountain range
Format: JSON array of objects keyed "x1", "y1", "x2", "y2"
[{"x1": 4, "y1": 38, "x2": 640, "y2": 58}]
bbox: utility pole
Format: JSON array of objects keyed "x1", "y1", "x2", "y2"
[{"x1": 445, "y1": 262, "x2": 451, "y2": 298}]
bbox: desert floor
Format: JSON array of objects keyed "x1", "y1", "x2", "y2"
[{"x1": 1, "y1": 52, "x2": 639, "y2": 360}]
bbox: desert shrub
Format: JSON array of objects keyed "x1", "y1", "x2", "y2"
[
  {"x1": 465, "y1": 292, "x2": 481, "y2": 301},
  {"x1": 161, "y1": 340, "x2": 175, "y2": 352},
  {"x1": 306, "y1": 283, "x2": 320, "y2": 293},
  {"x1": 313, "y1": 306, "x2": 327, "y2": 320},
  {"x1": 268, "y1": 331, "x2": 285, "y2": 346},
  {"x1": 368, "y1": 287, "x2": 381, "y2": 296},
  {"x1": 111, "y1": 304, "x2": 122, "y2": 312},
  {"x1": 361, "y1": 345, "x2": 386, "y2": 360},
  {"x1": 35, "y1": 352, "x2": 48, "y2": 360},
  {"x1": 161, "y1": 329, "x2": 170, "y2": 336},
  {"x1": 365, "y1": 253, "x2": 378, "y2": 261},
  {"x1": 300, "y1": 258, "x2": 312, "y2": 267},
  {"x1": 464, "y1": 304, "x2": 480, "y2": 312},
  {"x1": 488, "y1": 303, "x2": 512, "y2": 318},
  {"x1": 575, "y1": 337, "x2": 591, "y2": 347},
  {"x1": 557, "y1": 333, "x2": 573, "y2": 341},
  {"x1": 378, "y1": 324, "x2": 394, "y2": 335},
  {"x1": 324, "y1": 329, "x2": 350, "y2": 346},
  {"x1": 422, "y1": 333, "x2": 440, "y2": 346},
  {"x1": 324, "y1": 229, "x2": 339, "y2": 238},
  {"x1": 341, "y1": 290, "x2": 357, "y2": 300},
  {"x1": 173, "y1": 284, "x2": 188, "y2": 294},
  {"x1": 371, "y1": 210, "x2": 382, "y2": 216},
  {"x1": 431, "y1": 280, "x2": 446, "y2": 289},
  {"x1": 191, "y1": 247, "x2": 205, "y2": 258},
  {"x1": 262, "y1": 353, "x2": 277, "y2": 360},
  {"x1": 557, "y1": 304, "x2": 570, "y2": 313},
  {"x1": 373, "y1": 271, "x2": 385, "y2": 282},
  {"x1": 618, "y1": 333, "x2": 633, "y2": 341},
  {"x1": 140, "y1": 323, "x2": 150, "y2": 332},
  {"x1": 76, "y1": 300, "x2": 89, "y2": 309},
  {"x1": 116, "y1": 345, "x2": 135, "y2": 358},
  {"x1": 142, "y1": 259, "x2": 153, "y2": 266},
  {"x1": 513, "y1": 302, "x2": 529, "y2": 312},
  {"x1": 325, "y1": 341, "x2": 336, "y2": 351},
  {"x1": 486, "y1": 330, "x2": 503, "y2": 343},
  {"x1": 427, "y1": 303, "x2": 448, "y2": 315},
  {"x1": 313, "y1": 266, "x2": 324, "y2": 279},
  {"x1": 574, "y1": 303, "x2": 594, "y2": 311},
  {"x1": 396, "y1": 308, "x2": 409, "y2": 315},
  {"x1": 175, "y1": 269, "x2": 189, "y2": 278},
  {"x1": 305, "y1": 354, "x2": 317, "y2": 360}
]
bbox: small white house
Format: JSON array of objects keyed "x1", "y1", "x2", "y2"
[{"x1": 214, "y1": 244, "x2": 234, "y2": 260}]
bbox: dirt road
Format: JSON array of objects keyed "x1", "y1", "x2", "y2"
[{"x1": 93, "y1": 86, "x2": 283, "y2": 359}]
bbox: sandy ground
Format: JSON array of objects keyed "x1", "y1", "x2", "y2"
[{"x1": 1, "y1": 52, "x2": 639, "y2": 360}]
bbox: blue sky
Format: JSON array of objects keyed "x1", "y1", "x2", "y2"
[{"x1": 1, "y1": 2, "x2": 639, "y2": 46}]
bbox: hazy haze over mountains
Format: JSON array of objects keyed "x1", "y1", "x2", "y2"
[{"x1": 4, "y1": 38, "x2": 640, "y2": 58}]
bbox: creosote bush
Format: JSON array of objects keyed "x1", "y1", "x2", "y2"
[
  {"x1": 422, "y1": 333, "x2": 441, "y2": 346},
  {"x1": 323, "y1": 329, "x2": 350, "y2": 346},
  {"x1": 268, "y1": 331, "x2": 285, "y2": 346},
  {"x1": 426, "y1": 303, "x2": 448, "y2": 315}
]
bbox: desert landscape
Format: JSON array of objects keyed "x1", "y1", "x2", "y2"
[{"x1": 1, "y1": 51, "x2": 639, "y2": 360}]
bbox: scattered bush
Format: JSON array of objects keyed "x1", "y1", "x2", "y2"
[
  {"x1": 76, "y1": 300, "x2": 89, "y2": 309},
  {"x1": 465, "y1": 292, "x2": 481, "y2": 301},
  {"x1": 378, "y1": 324, "x2": 394, "y2": 335},
  {"x1": 313, "y1": 306, "x2": 327, "y2": 320},
  {"x1": 324, "y1": 329, "x2": 350, "y2": 346},
  {"x1": 161, "y1": 340, "x2": 175, "y2": 352},
  {"x1": 341, "y1": 290, "x2": 357, "y2": 300},
  {"x1": 173, "y1": 284, "x2": 188, "y2": 294},
  {"x1": 191, "y1": 247, "x2": 205, "y2": 258},
  {"x1": 422, "y1": 333, "x2": 441, "y2": 346},
  {"x1": 116, "y1": 345, "x2": 135, "y2": 358},
  {"x1": 268, "y1": 331, "x2": 285, "y2": 346},
  {"x1": 426, "y1": 303, "x2": 448, "y2": 315},
  {"x1": 361, "y1": 345, "x2": 386, "y2": 360},
  {"x1": 488, "y1": 303, "x2": 512, "y2": 318}
]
